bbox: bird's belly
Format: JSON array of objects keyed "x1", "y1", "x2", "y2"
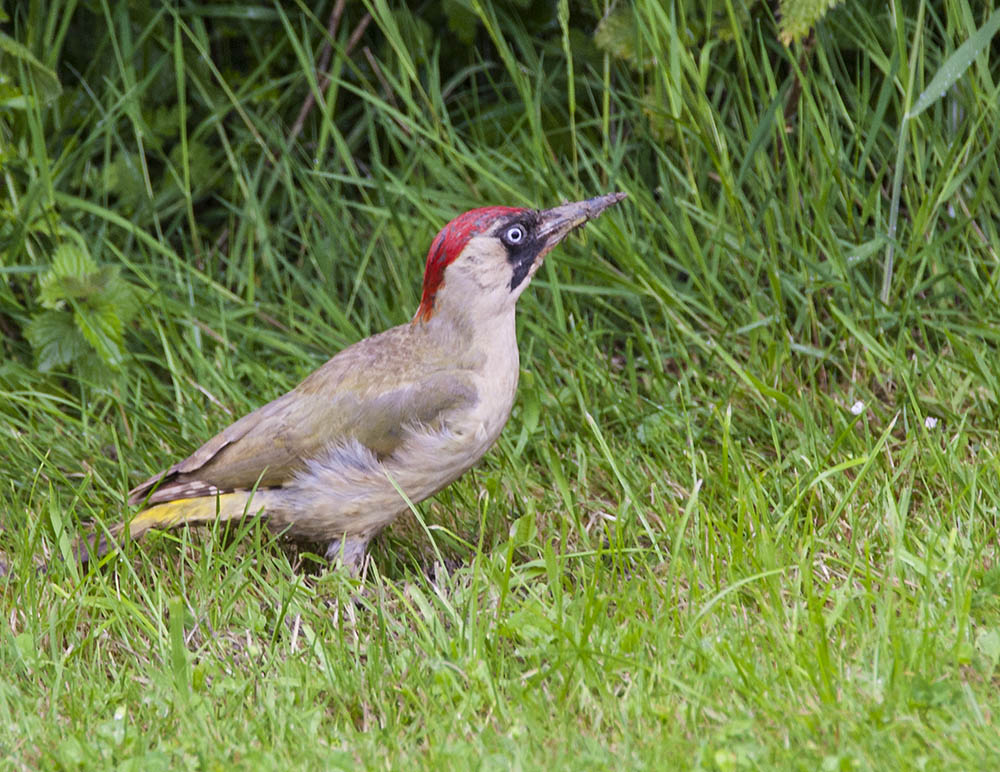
[{"x1": 267, "y1": 406, "x2": 511, "y2": 542}]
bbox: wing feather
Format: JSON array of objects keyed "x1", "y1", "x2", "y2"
[{"x1": 129, "y1": 323, "x2": 480, "y2": 505}]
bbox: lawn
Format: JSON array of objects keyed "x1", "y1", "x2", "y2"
[{"x1": 2, "y1": 1, "x2": 1000, "y2": 769}]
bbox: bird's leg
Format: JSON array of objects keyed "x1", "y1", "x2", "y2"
[{"x1": 324, "y1": 531, "x2": 375, "y2": 576}]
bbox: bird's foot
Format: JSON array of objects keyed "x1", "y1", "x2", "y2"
[{"x1": 324, "y1": 535, "x2": 372, "y2": 577}]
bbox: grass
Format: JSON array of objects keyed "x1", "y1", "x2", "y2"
[{"x1": 2, "y1": 0, "x2": 1000, "y2": 768}]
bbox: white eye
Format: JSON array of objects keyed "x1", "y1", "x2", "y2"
[{"x1": 504, "y1": 225, "x2": 525, "y2": 244}]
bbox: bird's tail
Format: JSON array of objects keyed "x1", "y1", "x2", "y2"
[
  {"x1": 126, "y1": 491, "x2": 261, "y2": 539},
  {"x1": 74, "y1": 491, "x2": 264, "y2": 565},
  {"x1": 0, "y1": 492, "x2": 266, "y2": 578}
]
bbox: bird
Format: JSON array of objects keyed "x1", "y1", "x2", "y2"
[{"x1": 99, "y1": 193, "x2": 626, "y2": 572}]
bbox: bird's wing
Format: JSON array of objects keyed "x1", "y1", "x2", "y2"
[{"x1": 129, "y1": 327, "x2": 479, "y2": 505}]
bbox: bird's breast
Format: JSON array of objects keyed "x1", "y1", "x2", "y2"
[{"x1": 390, "y1": 322, "x2": 521, "y2": 494}]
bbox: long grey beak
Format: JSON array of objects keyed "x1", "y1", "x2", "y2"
[{"x1": 536, "y1": 192, "x2": 627, "y2": 251}]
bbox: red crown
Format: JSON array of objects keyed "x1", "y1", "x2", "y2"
[{"x1": 415, "y1": 206, "x2": 526, "y2": 321}]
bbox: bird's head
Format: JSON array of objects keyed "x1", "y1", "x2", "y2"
[{"x1": 414, "y1": 193, "x2": 626, "y2": 323}]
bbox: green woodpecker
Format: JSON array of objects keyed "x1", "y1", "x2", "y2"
[{"x1": 117, "y1": 193, "x2": 625, "y2": 570}]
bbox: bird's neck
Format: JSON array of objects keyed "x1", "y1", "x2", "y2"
[
  {"x1": 418, "y1": 297, "x2": 521, "y2": 445},
  {"x1": 420, "y1": 293, "x2": 521, "y2": 378}
]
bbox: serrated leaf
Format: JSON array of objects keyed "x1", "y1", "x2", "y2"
[
  {"x1": 641, "y1": 86, "x2": 678, "y2": 142},
  {"x1": 103, "y1": 153, "x2": 148, "y2": 211},
  {"x1": 74, "y1": 349, "x2": 117, "y2": 387},
  {"x1": 148, "y1": 104, "x2": 181, "y2": 141},
  {"x1": 977, "y1": 628, "x2": 1000, "y2": 668},
  {"x1": 637, "y1": 410, "x2": 673, "y2": 447},
  {"x1": 0, "y1": 30, "x2": 61, "y2": 104},
  {"x1": 443, "y1": 0, "x2": 479, "y2": 45},
  {"x1": 39, "y1": 243, "x2": 99, "y2": 308},
  {"x1": 779, "y1": 0, "x2": 843, "y2": 46},
  {"x1": 167, "y1": 139, "x2": 217, "y2": 198},
  {"x1": 594, "y1": 7, "x2": 643, "y2": 69},
  {"x1": 101, "y1": 271, "x2": 140, "y2": 323},
  {"x1": 73, "y1": 303, "x2": 125, "y2": 368},
  {"x1": 25, "y1": 311, "x2": 89, "y2": 371},
  {"x1": 50, "y1": 242, "x2": 97, "y2": 279}
]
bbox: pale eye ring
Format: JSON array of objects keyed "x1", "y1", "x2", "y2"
[{"x1": 505, "y1": 225, "x2": 525, "y2": 244}]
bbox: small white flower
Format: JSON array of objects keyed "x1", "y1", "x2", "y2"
[
  {"x1": 924, "y1": 416, "x2": 938, "y2": 429},
  {"x1": 850, "y1": 401, "x2": 865, "y2": 415}
]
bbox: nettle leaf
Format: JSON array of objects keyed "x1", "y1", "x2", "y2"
[
  {"x1": 33, "y1": 240, "x2": 137, "y2": 370},
  {"x1": 103, "y1": 153, "x2": 149, "y2": 212},
  {"x1": 25, "y1": 311, "x2": 89, "y2": 371},
  {"x1": 101, "y1": 271, "x2": 140, "y2": 324},
  {"x1": 594, "y1": 6, "x2": 645, "y2": 70},
  {"x1": 148, "y1": 103, "x2": 181, "y2": 142},
  {"x1": 38, "y1": 242, "x2": 99, "y2": 308},
  {"x1": 442, "y1": 0, "x2": 479, "y2": 45},
  {"x1": 0, "y1": 30, "x2": 62, "y2": 104},
  {"x1": 779, "y1": 0, "x2": 844, "y2": 46},
  {"x1": 167, "y1": 139, "x2": 217, "y2": 200},
  {"x1": 73, "y1": 302, "x2": 126, "y2": 369},
  {"x1": 641, "y1": 86, "x2": 678, "y2": 142},
  {"x1": 50, "y1": 241, "x2": 98, "y2": 278},
  {"x1": 38, "y1": 244, "x2": 139, "y2": 322},
  {"x1": 74, "y1": 348, "x2": 117, "y2": 387}
]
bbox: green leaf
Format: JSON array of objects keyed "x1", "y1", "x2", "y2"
[
  {"x1": 24, "y1": 311, "x2": 88, "y2": 371},
  {"x1": 148, "y1": 104, "x2": 181, "y2": 141},
  {"x1": 167, "y1": 139, "x2": 217, "y2": 199},
  {"x1": 779, "y1": 0, "x2": 844, "y2": 46},
  {"x1": 74, "y1": 348, "x2": 117, "y2": 387},
  {"x1": 51, "y1": 241, "x2": 97, "y2": 279},
  {"x1": 102, "y1": 153, "x2": 149, "y2": 212},
  {"x1": 38, "y1": 243, "x2": 98, "y2": 307},
  {"x1": 33, "y1": 240, "x2": 131, "y2": 369},
  {"x1": 101, "y1": 271, "x2": 140, "y2": 324},
  {"x1": 442, "y1": 0, "x2": 479, "y2": 45},
  {"x1": 594, "y1": 6, "x2": 644, "y2": 69},
  {"x1": 0, "y1": 30, "x2": 61, "y2": 104},
  {"x1": 907, "y1": 8, "x2": 1000, "y2": 119},
  {"x1": 977, "y1": 628, "x2": 1000, "y2": 672},
  {"x1": 73, "y1": 302, "x2": 125, "y2": 369},
  {"x1": 637, "y1": 410, "x2": 673, "y2": 447}
]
